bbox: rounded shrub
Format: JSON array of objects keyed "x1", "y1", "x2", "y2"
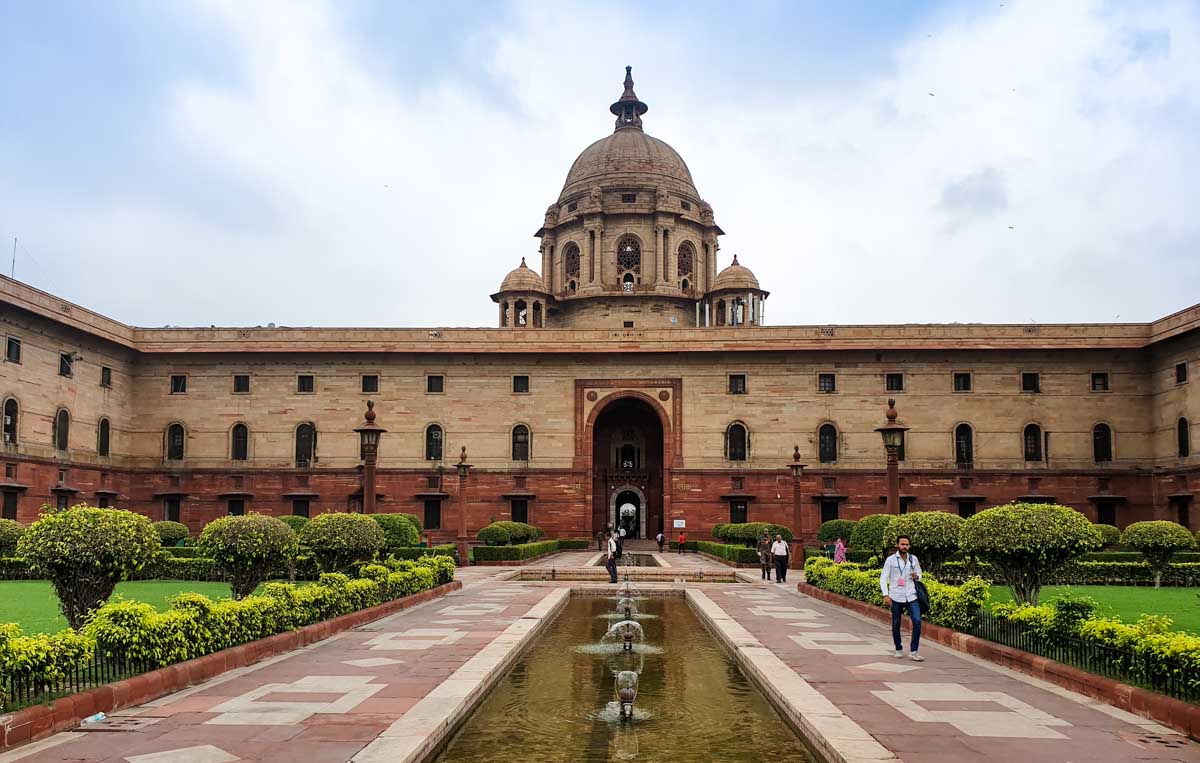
[
  {"x1": 1093, "y1": 523, "x2": 1121, "y2": 549},
  {"x1": 849, "y1": 514, "x2": 893, "y2": 558},
  {"x1": 373, "y1": 513, "x2": 420, "y2": 549},
  {"x1": 1121, "y1": 521, "x2": 1197, "y2": 588},
  {"x1": 477, "y1": 522, "x2": 511, "y2": 546},
  {"x1": 299, "y1": 512, "x2": 384, "y2": 573},
  {"x1": 0, "y1": 518, "x2": 24, "y2": 555},
  {"x1": 883, "y1": 511, "x2": 964, "y2": 575},
  {"x1": 279, "y1": 515, "x2": 309, "y2": 534},
  {"x1": 152, "y1": 520, "x2": 191, "y2": 547},
  {"x1": 17, "y1": 506, "x2": 161, "y2": 629},
  {"x1": 959, "y1": 502, "x2": 1101, "y2": 605},
  {"x1": 817, "y1": 519, "x2": 857, "y2": 543},
  {"x1": 198, "y1": 513, "x2": 299, "y2": 599}
]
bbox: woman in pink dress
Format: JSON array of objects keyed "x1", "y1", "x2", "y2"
[{"x1": 833, "y1": 537, "x2": 847, "y2": 564}]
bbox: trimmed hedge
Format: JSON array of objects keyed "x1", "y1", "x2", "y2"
[
  {"x1": 849, "y1": 514, "x2": 892, "y2": 558},
  {"x1": 1094, "y1": 524, "x2": 1121, "y2": 548},
  {"x1": 557, "y1": 539, "x2": 591, "y2": 550},
  {"x1": 0, "y1": 519, "x2": 25, "y2": 555},
  {"x1": 817, "y1": 519, "x2": 857, "y2": 543},
  {"x1": 388, "y1": 544, "x2": 455, "y2": 560},
  {"x1": 373, "y1": 513, "x2": 421, "y2": 550},
  {"x1": 152, "y1": 521, "x2": 191, "y2": 547},
  {"x1": 696, "y1": 541, "x2": 760, "y2": 564},
  {"x1": 279, "y1": 515, "x2": 309, "y2": 534},
  {"x1": 299, "y1": 513, "x2": 384, "y2": 573},
  {"x1": 1121, "y1": 521, "x2": 1197, "y2": 588},
  {"x1": 712, "y1": 522, "x2": 794, "y2": 545},
  {"x1": 804, "y1": 557, "x2": 989, "y2": 632},
  {"x1": 940, "y1": 559, "x2": 1200, "y2": 587},
  {"x1": 473, "y1": 540, "x2": 558, "y2": 561},
  {"x1": 0, "y1": 623, "x2": 93, "y2": 708},
  {"x1": 198, "y1": 514, "x2": 298, "y2": 599},
  {"x1": 477, "y1": 521, "x2": 543, "y2": 546}
]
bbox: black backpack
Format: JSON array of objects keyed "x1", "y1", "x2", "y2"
[{"x1": 614, "y1": 538, "x2": 624, "y2": 559}]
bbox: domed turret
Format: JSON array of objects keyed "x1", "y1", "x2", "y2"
[
  {"x1": 712, "y1": 255, "x2": 761, "y2": 291},
  {"x1": 705, "y1": 255, "x2": 769, "y2": 328},
  {"x1": 491, "y1": 258, "x2": 550, "y2": 329},
  {"x1": 498, "y1": 258, "x2": 545, "y2": 293}
]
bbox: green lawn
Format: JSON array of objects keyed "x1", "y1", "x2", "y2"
[
  {"x1": 0, "y1": 580, "x2": 238, "y2": 634},
  {"x1": 988, "y1": 585, "x2": 1200, "y2": 634}
]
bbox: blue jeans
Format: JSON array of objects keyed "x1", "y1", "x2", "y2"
[
  {"x1": 605, "y1": 557, "x2": 618, "y2": 583},
  {"x1": 890, "y1": 598, "x2": 921, "y2": 652}
]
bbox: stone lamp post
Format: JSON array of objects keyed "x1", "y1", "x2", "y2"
[
  {"x1": 455, "y1": 446, "x2": 472, "y2": 566},
  {"x1": 354, "y1": 400, "x2": 386, "y2": 515},
  {"x1": 874, "y1": 399, "x2": 910, "y2": 516},
  {"x1": 789, "y1": 445, "x2": 806, "y2": 568}
]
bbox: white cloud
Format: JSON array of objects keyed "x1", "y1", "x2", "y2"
[{"x1": 4, "y1": 0, "x2": 1199, "y2": 326}]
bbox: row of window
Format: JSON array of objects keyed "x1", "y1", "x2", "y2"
[
  {"x1": 727, "y1": 367, "x2": 1192, "y2": 395},
  {"x1": 160, "y1": 374, "x2": 536, "y2": 395}
]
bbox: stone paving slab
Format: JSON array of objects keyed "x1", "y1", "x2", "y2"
[{"x1": 713, "y1": 580, "x2": 1200, "y2": 763}]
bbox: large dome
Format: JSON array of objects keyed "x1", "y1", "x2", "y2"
[{"x1": 559, "y1": 129, "x2": 699, "y2": 203}]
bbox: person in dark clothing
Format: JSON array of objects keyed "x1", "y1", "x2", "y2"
[
  {"x1": 756, "y1": 533, "x2": 773, "y2": 581},
  {"x1": 605, "y1": 532, "x2": 619, "y2": 583}
]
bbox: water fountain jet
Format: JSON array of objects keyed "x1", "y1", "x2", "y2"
[{"x1": 614, "y1": 670, "x2": 639, "y2": 717}]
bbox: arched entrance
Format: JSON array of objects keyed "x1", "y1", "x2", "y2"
[{"x1": 591, "y1": 396, "x2": 664, "y2": 540}]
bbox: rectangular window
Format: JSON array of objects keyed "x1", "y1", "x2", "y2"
[
  {"x1": 957, "y1": 501, "x2": 977, "y2": 519},
  {"x1": 511, "y1": 499, "x2": 529, "y2": 524},
  {"x1": 680, "y1": 200, "x2": 691, "y2": 211},
  {"x1": 898, "y1": 498, "x2": 912, "y2": 515},
  {"x1": 621, "y1": 193, "x2": 637, "y2": 203},
  {"x1": 885, "y1": 373, "x2": 904, "y2": 392},
  {"x1": 622, "y1": 320, "x2": 634, "y2": 328},
  {"x1": 361, "y1": 374, "x2": 379, "y2": 393},
  {"x1": 56, "y1": 494, "x2": 69, "y2": 510},
  {"x1": 728, "y1": 374, "x2": 747, "y2": 394},
  {"x1": 513, "y1": 375, "x2": 530, "y2": 394},
  {"x1": 567, "y1": 202, "x2": 578, "y2": 212},
  {"x1": 2, "y1": 492, "x2": 16, "y2": 520},
  {"x1": 59, "y1": 353, "x2": 73, "y2": 377},
  {"x1": 426, "y1": 375, "x2": 444, "y2": 394},
  {"x1": 164, "y1": 497, "x2": 181, "y2": 522},
  {"x1": 818, "y1": 373, "x2": 836, "y2": 393},
  {"x1": 424, "y1": 499, "x2": 442, "y2": 530},
  {"x1": 1178, "y1": 362, "x2": 1189, "y2": 384},
  {"x1": 1097, "y1": 501, "x2": 1117, "y2": 527},
  {"x1": 233, "y1": 374, "x2": 251, "y2": 394},
  {"x1": 100, "y1": 366, "x2": 112, "y2": 388},
  {"x1": 819, "y1": 500, "x2": 839, "y2": 524},
  {"x1": 1090, "y1": 372, "x2": 1110, "y2": 392},
  {"x1": 297, "y1": 374, "x2": 315, "y2": 394},
  {"x1": 227, "y1": 498, "x2": 245, "y2": 516},
  {"x1": 292, "y1": 499, "x2": 310, "y2": 518},
  {"x1": 97, "y1": 496, "x2": 109, "y2": 508},
  {"x1": 4, "y1": 463, "x2": 14, "y2": 478},
  {"x1": 4, "y1": 337, "x2": 20, "y2": 363},
  {"x1": 170, "y1": 375, "x2": 187, "y2": 394},
  {"x1": 953, "y1": 372, "x2": 972, "y2": 392},
  {"x1": 729, "y1": 499, "x2": 748, "y2": 524},
  {"x1": 1021, "y1": 372, "x2": 1040, "y2": 393}
]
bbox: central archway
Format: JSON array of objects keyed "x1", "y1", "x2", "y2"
[{"x1": 590, "y1": 396, "x2": 665, "y2": 540}]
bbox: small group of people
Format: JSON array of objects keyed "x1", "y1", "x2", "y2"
[{"x1": 754, "y1": 533, "x2": 792, "y2": 583}]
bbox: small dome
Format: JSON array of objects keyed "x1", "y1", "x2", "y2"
[
  {"x1": 498, "y1": 258, "x2": 546, "y2": 293},
  {"x1": 711, "y1": 255, "x2": 760, "y2": 291}
]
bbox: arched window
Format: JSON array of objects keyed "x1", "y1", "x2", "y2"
[
  {"x1": 425, "y1": 424, "x2": 443, "y2": 461},
  {"x1": 677, "y1": 242, "x2": 695, "y2": 278},
  {"x1": 295, "y1": 422, "x2": 316, "y2": 467},
  {"x1": 2, "y1": 398, "x2": 16, "y2": 444},
  {"x1": 1179, "y1": 418, "x2": 1191, "y2": 458},
  {"x1": 166, "y1": 423, "x2": 185, "y2": 461},
  {"x1": 716, "y1": 300, "x2": 726, "y2": 326},
  {"x1": 616, "y1": 236, "x2": 641, "y2": 274},
  {"x1": 564, "y1": 244, "x2": 581, "y2": 278},
  {"x1": 568, "y1": 280, "x2": 577, "y2": 293},
  {"x1": 512, "y1": 424, "x2": 530, "y2": 461},
  {"x1": 954, "y1": 424, "x2": 973, "y2": 466},
  {"x1": 514, "y1": 299, "x2": 528, "y2": 327},
  {"x1": 500, "y1": 301, "x2": 509, "y2": 327},
  {"x1": 818, "y1": 424, "x2": 838, "y2": 463},
  {"x1": 726, "y1": 422, "x2": 748, "y2": 462},
  {"x1": 53, "y1": 409, "x2": 70, "y2": 451},
  {"x1": 532, "y1": 302, "x2": 543, "y2": 328},
  {"x1": 1093, "y1": 423, "x2": 1113, "y2": 463},
  {"x1": 231, "y1": 423, "x2": 249, "y2": 461},
  {"x1": 97, "y1": 417, "x2": 110, "y2": 457},
  {"x1": 622, "y1": 272, "x2": 635, "y2": 293},
  {"x1": 1023, "y1": 423, "x2": 1042, "y2": 462}
]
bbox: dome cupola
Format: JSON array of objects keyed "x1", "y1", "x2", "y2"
[{"x1": 491, "y1": 258, "x2": 550, "y2": 329}]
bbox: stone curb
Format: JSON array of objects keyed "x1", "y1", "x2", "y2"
[
  {"x1": 687, "y1": 589, "x2": 896, "y2": 763},
  {"x1": 0, "y1": 580, "x2": 462, "y2": 750},
  {"x1": 797, "y1": 582, "x2": 1200, "y2": 742}
]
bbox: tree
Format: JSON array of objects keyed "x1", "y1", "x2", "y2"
[
  {"x1": 1093, "y1": 523, "x2": 1121, "y2": 549},
  {"x1": 817, "y1": 519, "x2": 857, "y2": 544},
  {"x1": 883, "y1": 511, "x2": 965, "y2": 575},
  {"x1": 198, "y1": 514, "x2": 298, "y2": 599},
  {"x1": 373, "y1": 513, "x2": 420, "y2": 550},
  {"x1": 299, "y1": 512, "x2": 384, "y2": 573},
  {"x1": 0, "y1": 518, "x2": 24, "y2": 555},
  {"x1": 152, "y1": 520, "x2": 190, "y2": 547},
  {"x1": 849, "y1": 514, "x2": 894, "y2": 559},
  {"x1": 17, "y1": 507, "x2": 161, "y2": 629},
  {"x1": 958, "y1": 502, "x2": 1100, "y2": 605},
  {"x1": 279, "y1": 515, "x2": 309, "y2": 534},
  {"x1": 1121, "y1": 521, "x2": 1197, "y2": 588}
]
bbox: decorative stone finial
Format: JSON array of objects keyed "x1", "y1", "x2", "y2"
[
  {"x1": 519, "y1": 257, "x2": 526, "y2": 268},
  {"x1": 610, "y1": 65, "x2": 648, "y2": 131},
  {"x1": 732, "y1": 254, "x2": 740, "y2": 266},
  {"x1": 793, "y1": 445, "x2": 801, "y2": 462},
  {"x1": 364, "y1": 399, "x2": 376, "y2": 423},
  {"x1": 459, "y1": 445, "x2": 468, "y2": 464},
  {"x1": 886, "y1": 399, "x2": 898, "y2": 421}
]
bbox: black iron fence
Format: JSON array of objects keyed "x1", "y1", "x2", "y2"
[
  {"x1": 971, "y1": 609, "x2": 1200, "y2": 704},
  {"x1": 2, "y1": 649, "x2": 153, "y2": 712}
]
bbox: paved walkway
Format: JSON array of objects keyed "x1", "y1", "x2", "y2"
[{"x1": 3, "y1": 554, "x2": 1198, "y2": 763}]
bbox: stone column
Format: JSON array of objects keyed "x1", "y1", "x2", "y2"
[
  {"x1": 587, "y1": 229, "x2": 596, "y2": 285},
  {"x1": 541, "y1": 243, "x2": 552, "y2": 294},
  {"x1": 652, "y1": 225, "x2": 663, "y2": 286},
  {"x1": 662, "y1": 228, "x2": 671, "y2": 285},
  {"x1": 596, "y1": 226, "x2": 605, "y2": 287}
]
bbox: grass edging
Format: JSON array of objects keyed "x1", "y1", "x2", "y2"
[
  {"x1": 0, "y1": 580, "x2": 462, "y2": 750},
  {"x1": 797, "y1": 582, "x2": 1200, "y2": 742}
]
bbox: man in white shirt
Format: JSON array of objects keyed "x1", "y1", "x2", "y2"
[
  {"x1": 880, "y1": 535, "x2": 924, "y2": 660},
  {"x1": 769, "y1": 534, "x2": 790, "y2": 583},
  {"x1": 605, "y1": 532, "x2": 618, "y2": 583}
]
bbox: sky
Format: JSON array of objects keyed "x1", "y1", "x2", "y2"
[{"x1": 1, "y1": 0, "x2": 1198, "y2": 328}]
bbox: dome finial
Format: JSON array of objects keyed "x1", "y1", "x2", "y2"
[
  {"x1": 610, "y1": 65, "x2": 648, "y2": 132},
  {"x1": 732, "y1": 254, "x2": 740, "y2": 266}
]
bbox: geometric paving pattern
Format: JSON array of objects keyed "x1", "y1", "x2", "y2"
[
  {"x1": 790, "y1": 631, "x2": 881, "y2": 655},
  {"x1": 125, "y1": 746, "x2": 238, "y2": 763},
  {"x1": 871, "y1": 682, "x2": 1072, "y2": 738},
  {"x1": 204, "y1": 675, "x2": 385, "y2": 725},
  {"x1": 364, "y1": 628, "x2": 466, "y2": 651}
]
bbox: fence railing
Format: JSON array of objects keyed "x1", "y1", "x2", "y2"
[
  {"x1": 971, "y1": 609, "x2": 1200, "y2": 704},
  {"x1": 3, "y1": 650, "x2": 154, "y2": 712}
]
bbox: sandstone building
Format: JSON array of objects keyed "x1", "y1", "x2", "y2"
[{"x1": 2, "y1": 69, "x2": 1197, "y2": 544}]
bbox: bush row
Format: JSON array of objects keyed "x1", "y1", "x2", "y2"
[
  {"x1": 939, "y1": 560, "x2": 1200, "y2": 587},
  {"x1": 804, "y1": 557, "x2": 990, "y2": 632},
  {"x1": 473, "y1": 539, "x2": 558, "y2": 561},
  {"x1": 476, "y1": 521, "x2": 544, "y2": 546},
  {"x1": 695, "y1": 541, "x2": 760, "y2": 564},
  {"x1": 711, "y1": 522, "x2": 793, "y2": 545}
]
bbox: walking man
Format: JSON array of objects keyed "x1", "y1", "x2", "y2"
[
  {"x1": 770, "y1": 534, "x2": 790, "y2": 583},
  {"x1": 605, "y1": 531, "x2": 619, "y2": 584},
  {"x1": 881, "y1": 534, "x2": 924, "y2": 661},
  {"x1": 655, "y1": 530, "x2": 665, "y2": 553},
  {"x1": 677, "y1": 531, "x2": 686, "y2": 554},
  {"x1": 756, "y1": 532, "x2": 772, "y2": 581}
]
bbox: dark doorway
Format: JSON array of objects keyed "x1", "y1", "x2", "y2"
[
  {"x1": 592, "y1": 396, "x2": 664, "y2": 540},
  {"x1": 615, "y1": 490, "x2": 640, "y2": 539},
  {"x1": 1096, "y1": 501, "x2": 1117, "y2": 527}
]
